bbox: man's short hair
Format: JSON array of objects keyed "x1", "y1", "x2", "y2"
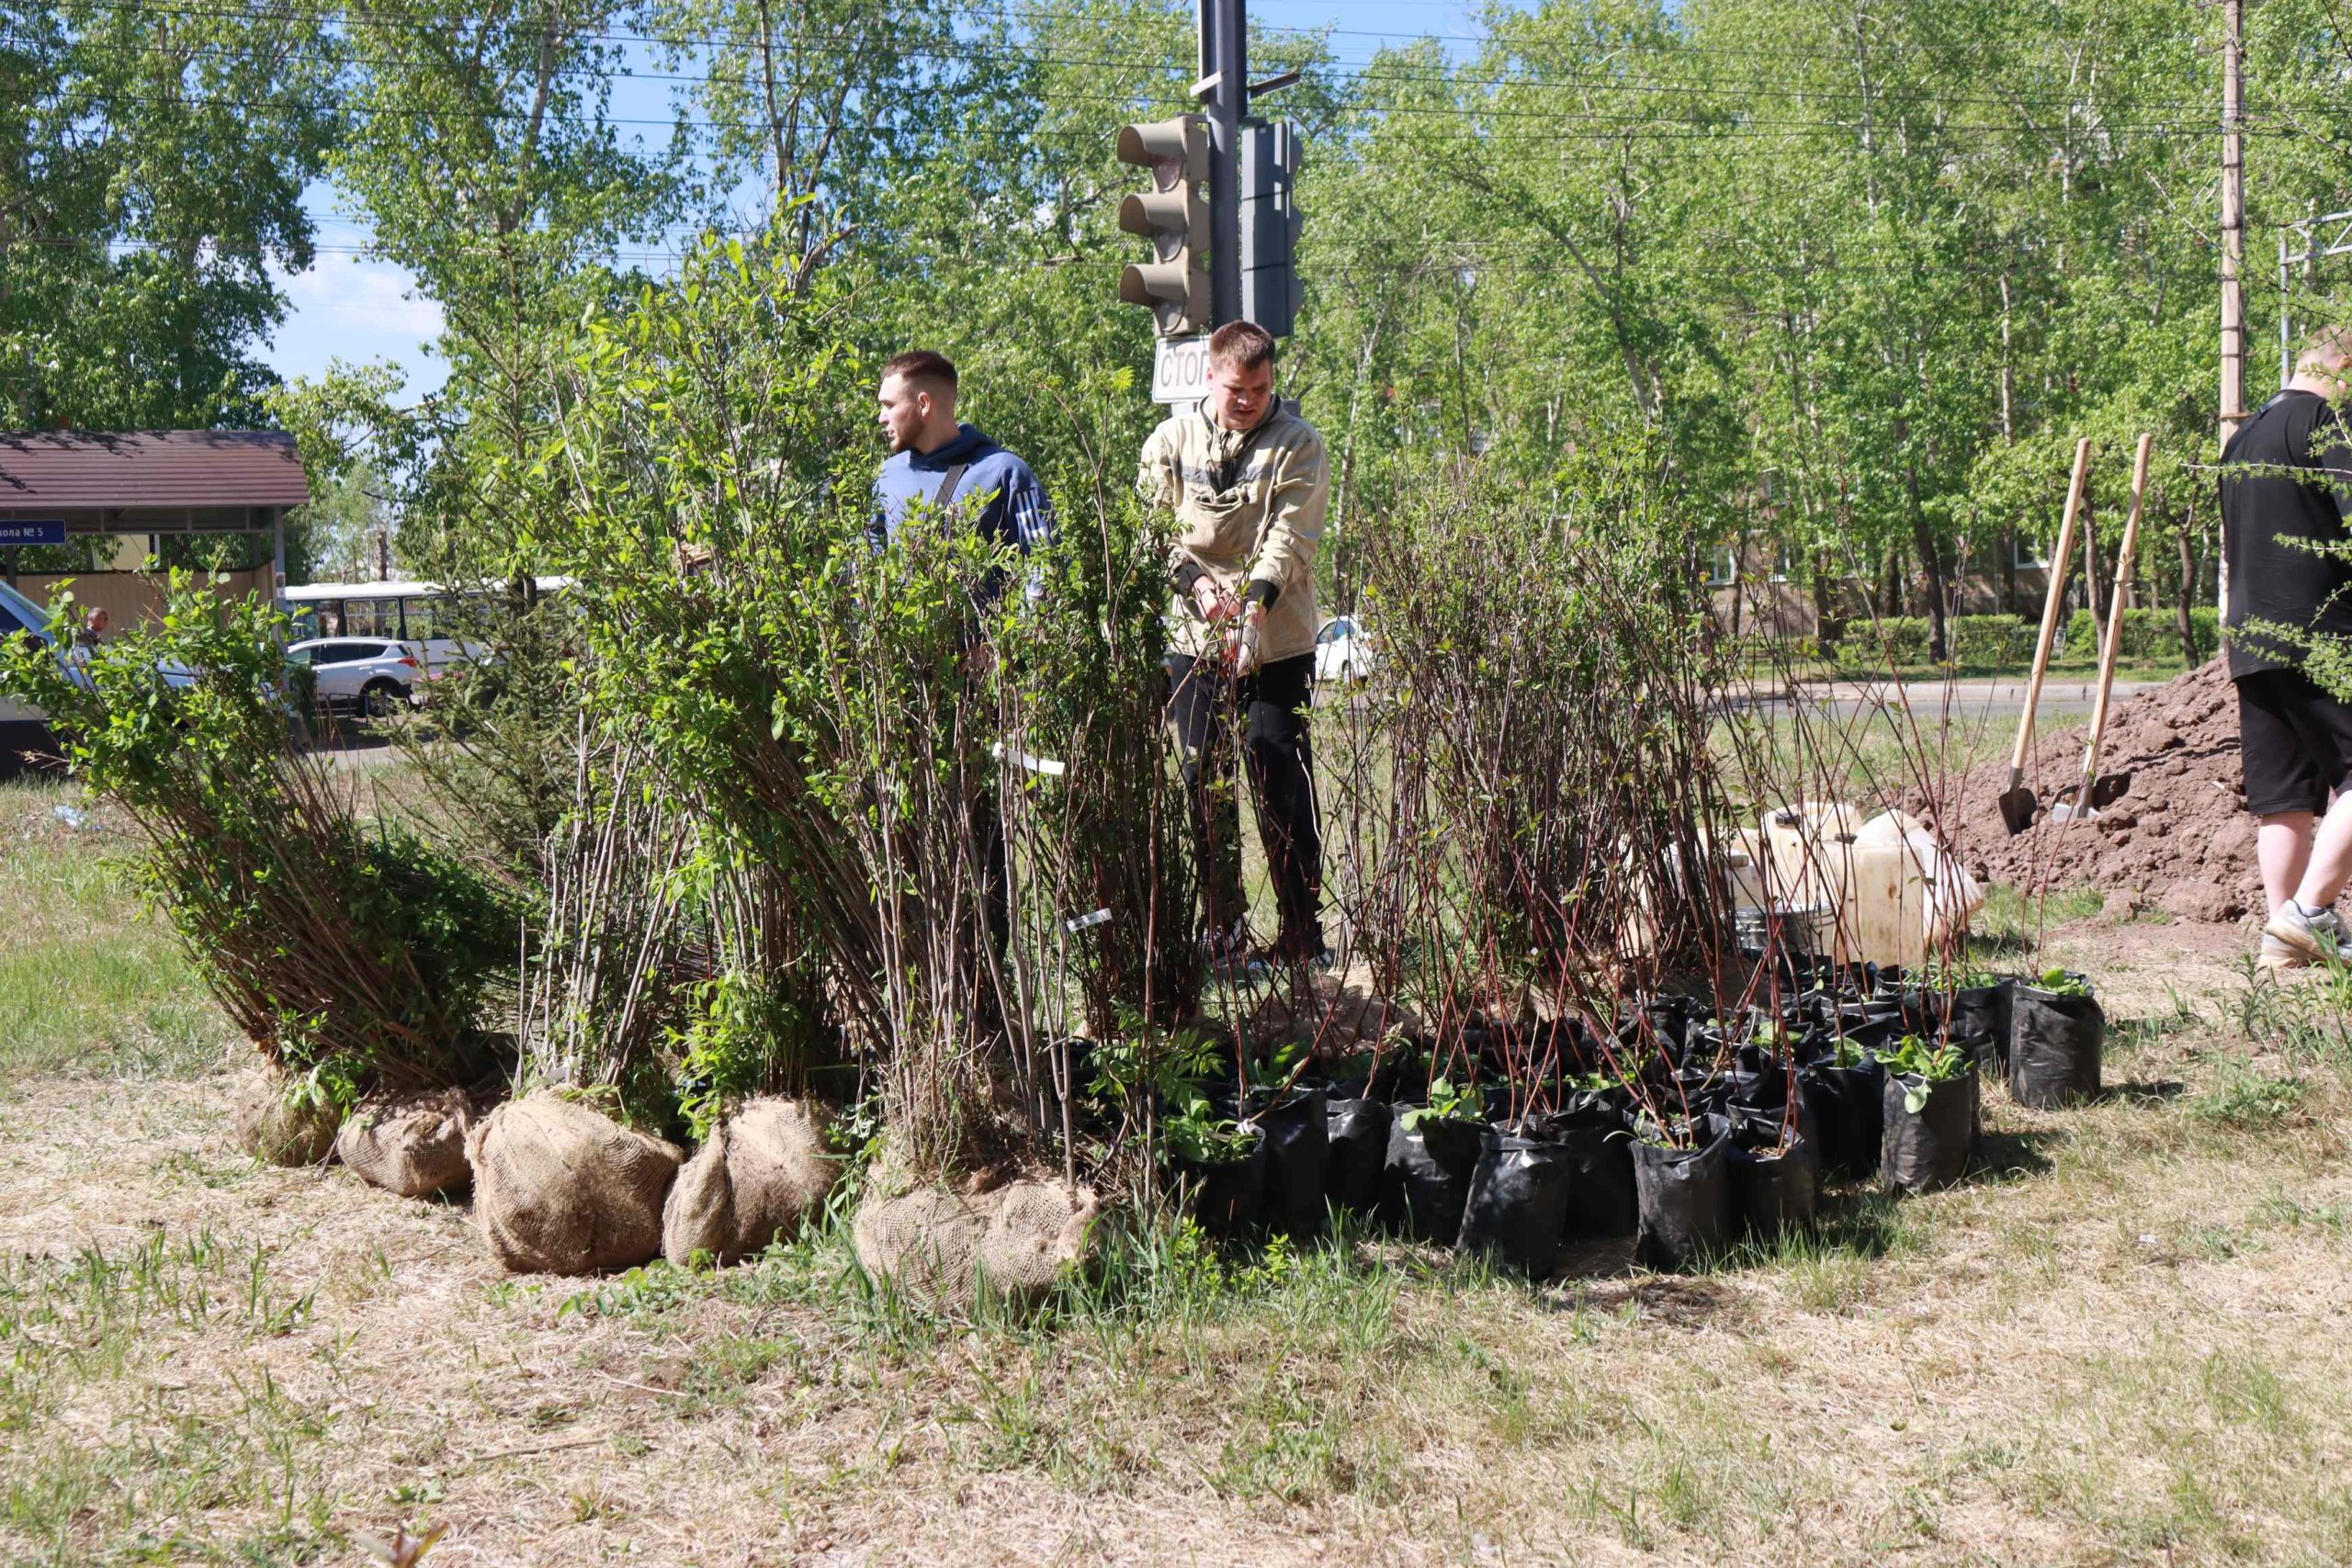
[
  {"x1": 2301, "y1": 327, "x2": 2352, "y2": 375},
  {"x1": 881, "y1": 349, "x2": 957, "y2": 393},
  {"x1": 1207, "y1": 321, "x2": 1276, "y2": 372}
]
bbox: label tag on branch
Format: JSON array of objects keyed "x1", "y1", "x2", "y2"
[
  {"x1": 991, "y1": 742, "x2": 1068, "y2": 777},
  {"x1": 1065, "y1": 908, "x2": 1114, "y2": 932}
]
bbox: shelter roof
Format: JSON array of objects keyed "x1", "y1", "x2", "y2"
[{"x1": 0, "y1": 431, "x2": 311, "y2": 513}]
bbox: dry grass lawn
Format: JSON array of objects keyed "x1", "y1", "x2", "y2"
[{"x1": 5, "y1": 781, "x2": 2352, "y2": 1565}]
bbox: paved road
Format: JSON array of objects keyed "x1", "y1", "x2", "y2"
[{"x1": 1745, "y1": 676, "x2": 2155, "y2": 725}]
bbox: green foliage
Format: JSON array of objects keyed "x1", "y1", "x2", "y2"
[
  {"x1": 1948, "y1": 616, "x2": 2034, "y2": 669},
  {"x1": 2031, "y1": 967, "x2": 2095, "y2": 999},
  {"x1": 1831, "y1": 617, "x2": 1935, "y2": 671},
  {"x1": 1398, "y1": 1076, "x2": 1485, "y2": 1132},
  {"x1": 1880, "y1": 1034, "x2": 1970, "y2": 1112},
  {"x1": 0, "y1": 2, "x2": 335, "y2": 427},
  {"x1": 2064, "y1": 608, "x2": 2220, "y2": 665},
  {"x1": 673, "y1": 970, "x2": 807, "y2": 1141},
  {"x1": 0, "y1": 574, "x2": 514, "y2": 1098},
  {"x1": 1161, "y1": 1090, "x2": 1261, "y2": 1167},
  {"x1": 2188, "y1": 1064, "x2": 2308, "y2": 1129}
]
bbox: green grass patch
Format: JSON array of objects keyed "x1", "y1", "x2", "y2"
[{"x1": 0, "y1": 805, "x2": 232, "y2": 1086}]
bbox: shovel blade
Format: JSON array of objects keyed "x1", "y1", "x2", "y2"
[
  {"x1": 1998, "y1": 784, "x2": 2041, "y2": 836},
  {"x1": 2089, "y1": 772, "x2": 2132, "y2": 810}
]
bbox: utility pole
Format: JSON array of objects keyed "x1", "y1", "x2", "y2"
[
  {"x1": 2219, "y1": 0, "x2": 2246, "y2": 448},
  {"x1": 1198, "y1": 0, "x2": 1245, "y2": 328}
]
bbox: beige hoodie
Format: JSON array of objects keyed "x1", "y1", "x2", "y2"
[{"x1": 1137, "y1": 399, "x2": 1330, "y2": 667}]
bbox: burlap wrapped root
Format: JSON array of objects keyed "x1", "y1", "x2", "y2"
[
  {"x1": 231, "y1": 1070, "x2": 340, "y2": 1167},
  {"x1": 335, "y1": 1087, "x2": 474, "y2": 1198},
  {"x1": 852, "y1": 1179, "x2": 1100, "y2": 1310},
  {"x1": 468, "y1": 1090, "x2": 683, "y2": 1274},
  {"x1": 662, "y1": 1098, "x2": 840, "y2": 1266}
]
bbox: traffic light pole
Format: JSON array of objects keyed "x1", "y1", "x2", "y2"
[{"x1": 1199, "y1": 0, "x2": 1245, "y2": 330}]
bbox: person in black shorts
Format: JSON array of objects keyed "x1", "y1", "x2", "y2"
[{"x1": 2222, "y1": 327, "x2": 2352, "y2": 966}]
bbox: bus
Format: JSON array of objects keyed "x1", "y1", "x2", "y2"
[{"x1": 281, "y1": 577, "x2": 570, "y2": 675}]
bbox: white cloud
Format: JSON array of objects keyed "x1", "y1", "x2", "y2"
[
  {"x1": 277, "y1": 256, "x2": 445, "y2": 339},
  {"x1": 264, "y1": 254, "x2": 447, "y2": 400}
]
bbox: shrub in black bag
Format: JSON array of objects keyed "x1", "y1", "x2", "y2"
[
  {"x1": 1323, "y1": 1096, "x2": 1392, "y2": 1214},
  {"x1": 1871, "y1": 983, "x2": 1944, "y2": 1037},
  {"x1": 2009, "y1": 975, "x2": 2103, "y2": 1109},
  {"x1": 1459, "y1": 1130, "x2": 1575, "y2": 1278},
  {"x1": 1880, "y1": 1071, "x2": 1975, "y2": 1192},
  {"x1": 1800, "y1": 1051, "x2": 1884, "y2": 1180},
  {"x1": 1175, "y1": 1134, "x2": 1267, "y2": 1238},
  {"x1": 1540, "y1": 1100, "x2": 1638, "y2": 1239},
  {"x1": 1254, "y1": 1087, "x2": 1329, "y2": 1238},
  {"x1": 1947, "y1": 981, "x2": 2013, "y2": 1071},
  {"x1": 1729, "y1": 1133, "x2": 1818, "y2": 1241},
  {"x1": 1379, "y1": 1110, "x2": 1487, "y2": 1244},
  {"x1": 1633, "y1": 1133, "x2": 1731, "y2": 1270}
]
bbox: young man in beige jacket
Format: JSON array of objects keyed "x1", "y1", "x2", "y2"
[{"x1": 1138, "y1": 321, "x2": 1329, "y2": 968}]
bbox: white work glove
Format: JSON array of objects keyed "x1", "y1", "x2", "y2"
[{"x1": 1231, "y1": 601, "x2": 1265, "y2": 677}]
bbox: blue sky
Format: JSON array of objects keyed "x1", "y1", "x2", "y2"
[{"x1": 258, "y1": 2, "x2": 1506, "y2": 403}]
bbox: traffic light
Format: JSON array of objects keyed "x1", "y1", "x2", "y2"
[
  {"x1": 1115, "y1": 115, "x2": 1210, "y2": 337},
  {"x1": 1239, "y1": 119, "x2": 1303, "y2": 338}
]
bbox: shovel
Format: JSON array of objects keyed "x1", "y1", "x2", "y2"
[
  {"x1": 2052, "y1": 433, "x2": 2153, "y2": 823},
  {"x1": 1999, "y1": 436, "x2": 2093, "y2": 835}
]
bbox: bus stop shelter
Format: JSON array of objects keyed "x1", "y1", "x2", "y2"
[{"x1": 0, "y1": 430, "x2": 311, "y2": 590}]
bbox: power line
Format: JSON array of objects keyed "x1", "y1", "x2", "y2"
[
  {"x1": 0, "y1": 68, "x2": 2280, "y2": 145},
  {"x1": 16, "y1": 0, "x2": 2266, "y2": 119}
]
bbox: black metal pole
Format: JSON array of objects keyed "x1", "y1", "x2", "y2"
[{"x1": 1201, "y1": 0, "x2": 1244, "y2": 329}]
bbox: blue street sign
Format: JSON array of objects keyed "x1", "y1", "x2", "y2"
[{"x1": 0, "y1": 521, "x2": 65, "y2": 547}]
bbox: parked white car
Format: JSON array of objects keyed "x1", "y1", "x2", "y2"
[
  {"x1": 287, "y1": 637, "x2": 427, "y2": 716},
  {"x1": 1314, "y1": 615, "x2": 1374, "y2": 684}
]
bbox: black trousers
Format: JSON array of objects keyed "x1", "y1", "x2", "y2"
[{"x1": 1167, "y1": 650, "x2": 1322, "y2": 953}]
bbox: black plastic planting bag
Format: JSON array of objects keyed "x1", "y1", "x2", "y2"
[
  {"x1": 1536, "y1": 1101, "x2": 1637, "y2": 1239},
  {"x1": 2009, "y1": 980, "x2": 2104, "y2": 1109},
  {"x1": 1872, "y1": 984, "x2": 1944, "y2": 1037},
  {"x1": 1948, "y1": 982, "x2": 2014, "y2": 1071},
  {"x1": 1177, "y1": 1136, "x2": 1267, "y2": 1238},
  {"x1": 1727, "y1": 1058, "x2": 1821, "y2": 1154},
  {"x1": 1633, "y1": 1133, "x2": 1731, "y2": 1271},
  {"x1": 1800, "y1": 1055, "x2": 1884, "y2": 1180},
  {"x1": 1379, "y1": 1111, "x2": 1486, "y2": 1245},
  {"x1": 1729, "y1": 1134, "x2": 1818, "y2": 1241},
  {"x1": 1255, "y1": 1087, "x2": 1329, "y2": 1238},
  {"x1": 1459, "y1": 1132, "x2": 1575, "y2": 1278},
  {"x1": 1323, "y1": 1096, "x2": 1391, "y2": 1214},
  {"x1": 1880, "y1": 1073, "x2": 1975, "y2": 1192}
]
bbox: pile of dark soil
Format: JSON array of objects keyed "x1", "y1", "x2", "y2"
[{"x1": 1926, "y1": 659, "x2": 2260, "y2": 923}]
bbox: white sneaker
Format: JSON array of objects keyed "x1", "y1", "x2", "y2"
[
  {"x1": 2256, "y1": 931, "x2": 2308, "y2": 974},
  {"x1": 2264, "y1": 904, "x2": 2346, "y2": 963}
]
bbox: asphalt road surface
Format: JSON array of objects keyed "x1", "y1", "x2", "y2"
[{"x1": 1747, "y1": 676, "x2": 2153, "y2": 726}]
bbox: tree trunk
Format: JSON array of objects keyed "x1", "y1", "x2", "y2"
[
  {"x1": 2177, "y1": 503, "x2": 2202, "y2": 666},
  {"x1": 1906, "y1": 463, "x2": 1949, "y2": 661},
  {"x1": 1813, "y1": 546, "x2": 1834, "y2": 641},
  {"x1": 2079, "y1": 500, "x2": 2102, "y2": 637}
]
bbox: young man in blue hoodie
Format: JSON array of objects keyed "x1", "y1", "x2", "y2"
[
  {"x1": 869, "y1": 349, "x2": 1055, "y2": 984},
  {"x1": 872, "y1": 350, "x2": 1056, "y2": 560}
]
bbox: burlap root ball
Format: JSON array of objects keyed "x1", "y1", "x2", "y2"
[
  {"x1": 851, "y1": 1178, "x2": 1100, "y2": 1311},
  {"x1": 662, "y1": 1098, "x2": 840, "y2": 1267},
  {"x1": 230, "y1": 1070, "x2": 340, "y2": 1167},
  {"x1": 335, "y1": 1087, "x2": 474, "y2": 1198},
  {"x1": 467, "y1": 1090, "x2": 683, "y2": 1275}
]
